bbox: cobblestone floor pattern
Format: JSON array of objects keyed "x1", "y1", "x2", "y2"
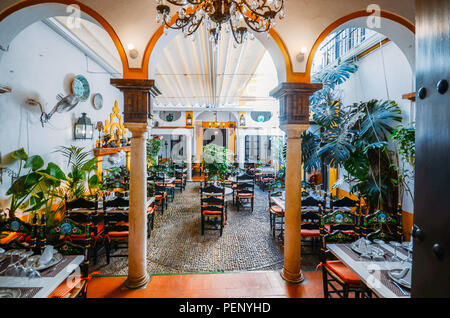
[{"x1": 92, "y1": 182, "x2": 319, "y2": 276}]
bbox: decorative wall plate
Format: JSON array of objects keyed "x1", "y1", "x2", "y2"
[
  {"x1": 93, "y1": 93, "x2": 103, "y2": 110},
  {"x1": 72, "y1": 75, "x2": 90, "y2": 102}
]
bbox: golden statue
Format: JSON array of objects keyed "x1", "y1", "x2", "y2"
[{"x1": 103, "y1": 100, "x2": 127, "y2": 144}]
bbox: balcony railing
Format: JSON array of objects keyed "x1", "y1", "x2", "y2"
[{"x1": 313, "y1": 28, "x2": 373, "y2": 72}]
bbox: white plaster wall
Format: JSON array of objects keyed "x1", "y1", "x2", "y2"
[
  {"x1": 335, "y1": 41, "x2": 415, "y2": 213},
  {"x1": 0, "y1": 21, "x2": 123, "y2": 207}
]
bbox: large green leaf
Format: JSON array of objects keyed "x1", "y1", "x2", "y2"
[
  {"x1": 24, "y1": 155, "x2": 44, "y2": 171},
  {"x1": 344, "y1": 151, "x2": 370, "y2": 180},
  {"x1": 317, "y1": 126, "x2": 355, "y2": 167},
  {"x1": 45, "y1": 162, "x2": 67, "y2": 180},
  {"x1": 312, "y1": 60, "x2": 358, "y2": 89},
  {"x1": 301, "y1": 131, "x2": 321, "y2": 173},
  {"x1": 360, "y1": 100, "x2": 403, "y2": 142},
  {"x1": 38, "y1": 162, "x2": 67, "y2": 187},
  {"x1": 81, "y1": 157, "x2": 97, "y2": 172},
  {"x1": 10, "y1": 148, "x2": 29, "y2": 161},
  {"x1": 6, "y1": 172, "x2": 42, "y2": 196},
  {"x1": 312, "y1": 100, "x2": 342, "y2": 128}
]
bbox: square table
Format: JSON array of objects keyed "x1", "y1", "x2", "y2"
[
  {"x1": 327, "y1": 243, "x2": 412, "y2": 298},
  {"x1": 0, "y1": 255, "x2": 84, "y2": 298},
  {"x1": 69, "y1": 197, "x2": 156, "y2": 214}
]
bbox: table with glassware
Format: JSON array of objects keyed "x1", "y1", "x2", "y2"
[
  {"x1": 147, "y1": 177, "x2": 176, "y2": 185},
  {"x1": 327, "y1": 239, "x2": 413, "y2": 298},
  {"x1": 0, "y1": 248, "x2": 84, "y2": 298},
  {"x1": 68, "y1": 196, "x2": 156, "y2": 215}
]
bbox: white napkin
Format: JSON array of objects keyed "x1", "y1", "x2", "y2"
[
  {"x1": 0, "y1": 247, "x2": 5, "y2": 254},
  {"x1": 39, "y1": 245, "x2": 54, "y2": 266}
]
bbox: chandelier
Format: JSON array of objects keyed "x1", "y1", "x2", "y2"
[{"x1": 156, "y1": 0, "x2": 286, "y2": 46}]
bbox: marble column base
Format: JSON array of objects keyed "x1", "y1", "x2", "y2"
[
  {"x1": 281, "y1": 267, "x2": 305, "y2": 284},
  {"x1": 122, "y1": 273, "x2": 151, "y2": 290}
]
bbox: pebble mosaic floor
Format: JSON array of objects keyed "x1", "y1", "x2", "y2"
[{"x1": 92, "y1": 182, "x2": 319, "y2": 276}]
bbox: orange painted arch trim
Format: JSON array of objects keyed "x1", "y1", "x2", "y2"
[
  {"x1": 305, "y1": 9, "x2": 415, "y2": 78},
  {"x1": 0, "y1": 0, "x2": 129, "y2": 75}
]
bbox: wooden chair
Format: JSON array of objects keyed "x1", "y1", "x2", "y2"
[
  {"x1": 235, "y1": 173, "x2": 255, "y2": 212},
  {"x1": 301, "y1": 210, "x2": 321, "y2": 254},
  {"x1": 102, "y1": 197, "x2": 129, "y2": 264},
  {"x1": 302, "y1": 196, "x2": 322, "y2": 210},
  {"x1": 267, "y1": 188, "x2": 284, "y2": 239},
  {"x1": 331, "y1": 196, "x2": 359, "y2": 210},
  {"x1": 319, "y1": 208, "x2": 365, "y2": 298},
  {"x1": 65, "y1": 196, "x2": 104, "y2": 265},
  {"x1": 260, "y1": 174, "x2": 275, "y2": 191},
  {"x1": 148, "y1": 181, "x2": 168, "y2": 214},
  {"x1": 363, "y1": 204, "x2": 403, "y2": 242},
  {"x1": 200, "y1": 185, "x2": 225, "y2": 236},
  {"x1": 155, "y1": 172, "x2": 175, "y2": 203},
  {"x1": 0, "y1": 217, "x2": 33, "y2": 251},
  {"x1": 174, "y1": 170, "x2": 185, "y2": 192},
  {"x1": 47, "y1": 216, "x2": 92, "y2": 298}
]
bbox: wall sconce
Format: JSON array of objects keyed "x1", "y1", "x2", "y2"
[
  {"x1": 186, "y1": 113, "x2": 192, "y2": 126},
  {"x1": 240, "y1": 114, "x2": 246, "y2": 127},
  {"x1": 74, "y1": 113, "x2": 94, "y2": 140},
  {"x1": 128, "y1": 43, "x2": 139, "y2": 59},
  {"x1": 296, "y1": 47, "x2": 308, "y2": 63}
]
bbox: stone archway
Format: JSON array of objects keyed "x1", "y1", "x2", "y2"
[
  {"x1": 306, "y1": 10, "x2": 416, "y2": 76},
  {"x1": 0, "y1": 0, "x2": 128, "y2": 73}
]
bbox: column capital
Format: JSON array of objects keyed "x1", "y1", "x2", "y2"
[
  {"x1": 270, "y1": 82, "x2": 322, "y2": 126},
  {"x1": 111, "y1": 78, "x2": 161, "y2": 124},
  {"x1": 280, "y1": 124, "x2": 309, "y2": 138},
  {"x1": 125, "y1": 122, "x2": 148, "y2": 137}
]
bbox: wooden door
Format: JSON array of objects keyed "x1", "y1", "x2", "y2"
[{"x1": 412, "y1": 0, "x2": 450, "y2": 297}]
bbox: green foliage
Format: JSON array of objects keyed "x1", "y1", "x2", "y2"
[
  {"x1": 202, "y1": 144, "x2": 233, "y2": 181},
  {"x1": 147, "y1": 137, "x2": 163, "y2": 167},
  {"x1": 56, "y1": 146, "x2": 99, "y2": 199},
  {"x1": 302, "y1": 57, "x2": 408, "y2": 211},
  {"x1": 390, "y1": 124, "x2": 415, "y2": 166},
  {"x1": 301, "y1": 131, "x2": 321, "y2": 173},
  {"x1": 6, "y1": 149, "x2": 66, "y2": 221}
]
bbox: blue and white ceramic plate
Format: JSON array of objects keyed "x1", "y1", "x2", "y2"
[
  {"x1": 72, "y1": 75, "x2": 90, "y2": 102},
  {"x1": 93, "y1": 93, "x2": 103, "y2": 110}
]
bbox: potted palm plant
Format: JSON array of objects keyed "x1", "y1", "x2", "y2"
[
  {"x1": 56, "y1": 146, "x2": 99, "y2": 200},
  {"x1": 302, "y1": 59, "x2": 405, "y2": 212}
]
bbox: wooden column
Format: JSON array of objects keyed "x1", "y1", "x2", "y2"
[
  {"x1": 271, "y1": 82, "x2": 321, "y2": 283},
  {"x1": 111, "y1": 79, "x2": 160, "y2": 290}
]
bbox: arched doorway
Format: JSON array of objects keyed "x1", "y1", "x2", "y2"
[
  {"x1": 306, "y1": 10, "x2": 415, "y2": 76},
  {"x1": 0, "y1": 0, "x2": 127, "y2": 72}
]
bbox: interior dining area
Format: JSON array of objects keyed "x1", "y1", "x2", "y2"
[{"x1": 0, "y1": 0, "x2": 449, "y2": 302}]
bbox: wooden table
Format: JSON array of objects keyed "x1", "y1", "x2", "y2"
[
  {"x1": 270, "y1": 197, "x2": 320, "y2": 212},
  {"x1": 0, "y1": 255, "x2": 84, "y2": 298},
  {"x1": 327, "y1": 243, "x2": 412, "y2": 298},
  {"x1": 70, "y1": 197, "x2": 156, "y2": 214},
  {"x1": 147, "y1": 177, "x2": 176, "y2": 184}
]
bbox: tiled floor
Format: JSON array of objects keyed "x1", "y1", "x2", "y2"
[{"x1": 87, "y1": 270, "x2": 324, "y2": 298}]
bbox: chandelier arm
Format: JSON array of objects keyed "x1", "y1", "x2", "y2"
[
  {"x1": 163, "y1": 18, "x2": 190, "y2": 30},
  {"x1": 238, "y1": 0, "x2": 284, "y2": 17},
  {"x1": 230, "y1": 21, "x2": 243, "y2": 45},
  {"x1": 165, "y1": 0, "x2": 203, "y2": 7},
  {"x1": 243, "y1": 16, "x2": 271, "y2": 33},
  {"x1": 186, "y1": 16, "x2": 204, "y2": 35}
]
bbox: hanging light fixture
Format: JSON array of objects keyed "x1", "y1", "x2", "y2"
[
  {"x1": 74, "y1": 113, "x2": 94, "y2": 140},
  {"x1": 155, "y1": 0, "x2": 286, "y2": 46}
]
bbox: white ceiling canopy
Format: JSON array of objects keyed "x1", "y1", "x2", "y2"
[{"x1": 154, "y1": 24, "x2": 278, "y2": 109}]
